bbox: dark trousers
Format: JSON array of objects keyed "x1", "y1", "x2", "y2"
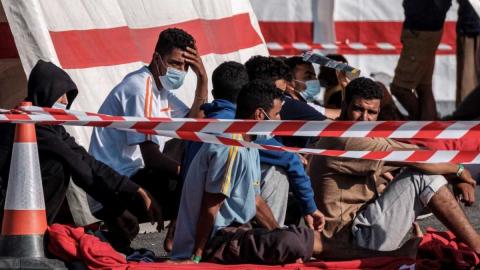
[
  {"x1": 95, "y1": 167, "x2": 182, "y2": 252},
  {"x1": 204, "y1": 223, "x2": 314, "y2": 265}
]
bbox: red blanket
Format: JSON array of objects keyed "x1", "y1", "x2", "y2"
[
  {"x1": 50, "y1": 224, "x2": 473, "y2": 270},
  {"x1": 48, "y1": 224, "x2": 127, "y2": 270},
  {"x1": 418, "y1": 227, "x2": 480, "y2": 269}
]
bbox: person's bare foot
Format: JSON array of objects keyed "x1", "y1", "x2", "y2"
[{"x1": 163, "y1": 219, "x2": 176, "y2": 253}]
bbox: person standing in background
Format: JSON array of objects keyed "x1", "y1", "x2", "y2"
[
  {"x1": 456, "y1": 0, "x2": 480, "y2": 106},
  {"x1": 390, "y1": 0, "x2": 452, "y2": 120}
]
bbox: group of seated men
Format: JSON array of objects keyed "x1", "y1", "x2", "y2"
[{"x1": 0, "y1": 27, "x2": 479, "y2": 265}]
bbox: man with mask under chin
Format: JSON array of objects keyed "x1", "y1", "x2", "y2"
[{"x1": 89, "y1": 28, "x2": 208, "y2": 252}]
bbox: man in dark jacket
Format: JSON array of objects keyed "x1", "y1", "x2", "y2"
[{"x1": 0, "y1": 60, "x2": 161, "y2": 252}]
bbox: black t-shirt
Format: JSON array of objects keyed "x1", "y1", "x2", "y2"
[
  {"x1": 457, "y1": 0, "x2": 480, "y2": 36},
  {"x1": 279, "y1": 95, "x2": 327, "y2": 148},
  {"x1": 403, "y1": 0, "x2": 452, "y2": 31},
  {"x1": 280, "y1": 95, "x2": 327, "y2": 121}
]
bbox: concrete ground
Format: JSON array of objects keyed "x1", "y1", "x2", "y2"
[{"x1": 131, "y1": 185, "x2": 480, "y2": 257}]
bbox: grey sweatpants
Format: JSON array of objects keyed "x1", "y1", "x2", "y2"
[
  {"x1": 352, "y1": 169, "x2": 448, "y2": 251},
  {"x1": 260, "y1": 164, "x2": 289, "y2": 227}
]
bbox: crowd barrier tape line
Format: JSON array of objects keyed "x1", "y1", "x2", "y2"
[
  {"x1": 125, "y1": 128, "x2": 480, "y2": 164},
  {"x1": 2, "y1": 106, "x2": 480, "y2": 140},
  {"x1": 1, "y1": 106, "x2": 480, "y2": 163}
]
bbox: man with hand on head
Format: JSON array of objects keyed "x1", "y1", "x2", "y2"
[{"x1": 89, "y1": 28, "x2": 208, "y2": 252}]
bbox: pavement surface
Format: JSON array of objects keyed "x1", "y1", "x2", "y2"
[{"x1": 131, "y1": 185, "x2": 480, "y2": 257}]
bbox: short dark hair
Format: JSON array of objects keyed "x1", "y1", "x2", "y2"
[
  {"x1": 235, "y1": 79, "x2": 283, "y2": 119},
  {"x1": 244, "y1": 56, "x2": 293, "y2": 82},
  {"x1": 284, "y1": 56, "x2": 311, "y2": 72},
  {"x1": 211, "y1": 61, "x2": 249, "y2": 103},
  {"x1": 344, "y1": 77, "x2": 383, "y2": 106},
  {"x1": 318, "y1": 54, "x2": 348, "y2": 87},
  {"x1": 155, "y1": 28, "x2": 195, "y2": 56}
]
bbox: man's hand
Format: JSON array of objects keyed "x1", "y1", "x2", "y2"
[
  {"x1": 137, "y1": 187, "x2": 164, "y2": 230},
  {"x1": 183, "y1": 47, "x2": 207, "y2": 81},
  {"x1": 304, "y1": 209, "x2": 325, "y2": 231},
  {"x1": 453, "y1": 182, "x2": 476, "y2": 206},
  {"x1": 298, "y1": 154, "x2": 308, "y2": 167},
  {"x1": 458, "y1": 168, "x2": 476, "y2": 186},
  {"x1": 184, "y1": 46, "x2": 208, "y2": 118},
  {"x1": 336, "y1": 70, "x2": 351, "y2": 89}
]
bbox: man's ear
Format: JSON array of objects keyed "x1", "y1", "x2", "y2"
[
  {"x1": 253, "y1": 108, "x2": 264, "y2": 121},
  {"x1": 153, "y1": 53, "x2": 167, "y2": 76}
]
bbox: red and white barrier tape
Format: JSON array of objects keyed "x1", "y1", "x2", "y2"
[
  {"x1": 2, "y1": 106, "x2": 479, "y2": 140},
  {"x1": 129, "y1": 128, "x2": 480, "y2": 164},
  {"x1": 2, "y1": 106, "x2": 480, "y2": 163}
]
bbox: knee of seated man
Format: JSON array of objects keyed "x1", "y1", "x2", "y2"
[
  {"x1": 261, "y1": 165, "x2": 289, "y2": 192},
  {"x1": 417, "y1": 174, "x2": 448, "y2": 206},
  {"x1": 270, "y1": 228, "x2": 309, "y2": 262}
]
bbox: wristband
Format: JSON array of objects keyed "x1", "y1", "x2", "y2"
[
  {"x1": 191, "y1": 254, "x2": 201, "y2": 263},
  {"x1": 456, "y1": 164, "x2": 465, "y2": 177}
]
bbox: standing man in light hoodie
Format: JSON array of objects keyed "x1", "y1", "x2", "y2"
[{"x1": 89, "y1": 28, "x2": 208, "y2": 253}]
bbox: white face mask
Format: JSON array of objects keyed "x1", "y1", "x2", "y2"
[
  {"x1": 156, "y1": 54, "x2": 187, "y2": 90},
  {"x1": 52, "y1": 102, "x2": 67, "y2": 110}
]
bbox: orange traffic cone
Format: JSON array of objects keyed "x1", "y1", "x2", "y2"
[{"x1": 0, "y1": 102, "x2": 64, "y2": 269}]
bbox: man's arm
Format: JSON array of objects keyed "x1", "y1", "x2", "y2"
[
  {"x1": 140, "y1": 141, "x2": 180, "y2": 178},
  {"x1": 385, "y1": 162, "x2": 476, "y2": 185},
  {"x1": 192, "y1": 192, "x2": 226, "y2": 259},
  {"x1": 255, "y1": 195, "x2": 280, "y2": 230},
  {"x1": 41, "y1": 127, "x2": 163, "y2": 224},
  {"x1": 183, "y1": 47, "x2": 208, "y2": 118},
  {"x1": 324, "y1": 108, "x2": 341, "y2": 119}
]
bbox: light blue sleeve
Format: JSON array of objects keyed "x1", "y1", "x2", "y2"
[{"x1": 204, "y1": 145, "x2": 240, "y2": 197}]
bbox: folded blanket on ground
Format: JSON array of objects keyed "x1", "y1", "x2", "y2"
[
  {"x1": 50, "y1": 224, "x2": 476, "y2": 270},
  {"x1": 418, "y1": 227, "x2": 479, "y2": 269},
  {"x1": 48, "y1": 223, "x2": 127, "y2": 270}
]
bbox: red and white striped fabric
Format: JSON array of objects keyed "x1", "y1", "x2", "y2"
[
  {"x1": 1, "y1": 105, "x2": 479, "y2": 163},
  {"x1": 251, "y1": 0, "x2": 458, "y2": 111},
  {"x1": 141, "y1": 129, "x2": 480, "y2": 164},
  {"x1": 1, "y1": 0, "x2": 268, "y2": 145},
  {"x1": 3, "y1": 107, "x2": 480, "y2": 163},
  {"x1": 9, "y1": 105, "x2": 480, "y2": 141}
]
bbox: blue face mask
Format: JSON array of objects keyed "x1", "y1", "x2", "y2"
[
  {"x1": 52, "y1": 102, "x2": 67, "y2": 110},
  {"x1": 298, "y1": 80, "x2": 321, "y2": 102},
  {"x1": 157, "y1": 54, "x2": 187, "y2": 90}
]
